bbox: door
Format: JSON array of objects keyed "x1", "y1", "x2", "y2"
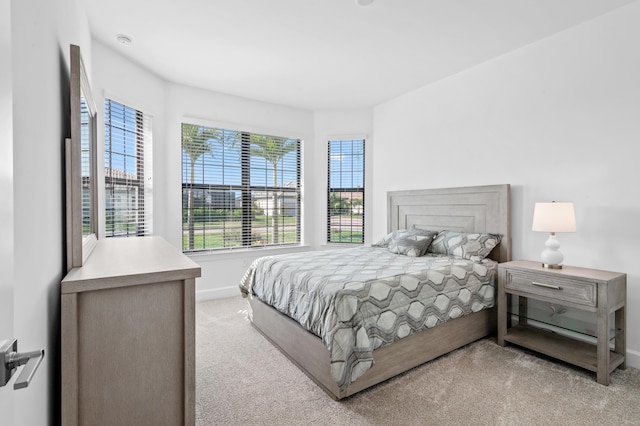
[{"x1": 0, "y1": 0, "x2": 15, "y2": 421}]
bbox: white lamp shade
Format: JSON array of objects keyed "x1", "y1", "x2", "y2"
[{"x1": 532, "y1": 202, "x2": 576, "y2": 233}]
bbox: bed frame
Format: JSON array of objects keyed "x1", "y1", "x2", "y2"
[{"x1": 247, "y1": 184, "x2": 511, "y2": 400}]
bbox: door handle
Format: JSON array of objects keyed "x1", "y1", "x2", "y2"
[{"x1": 1, "y1": 339, "x2": 45, "y2": 390}]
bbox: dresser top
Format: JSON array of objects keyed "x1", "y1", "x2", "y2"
[{"x1": 62, "y1": 236, "x2": 201, "y2": 293}]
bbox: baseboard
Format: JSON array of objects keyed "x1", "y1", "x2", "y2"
[
  {"x1": 196, "y1": 285, "x2": 240, "y2": 302},
  {"x1": 626, "y1": 348, "x2": 640, "y2": 370}
]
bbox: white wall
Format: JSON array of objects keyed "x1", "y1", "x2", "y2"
[
  {"x1": 10, "y1": 0, "x2": 91, "y2": 423},
  {"x1": 372, "y1": 2, "x2": 640, "y2": 367}
]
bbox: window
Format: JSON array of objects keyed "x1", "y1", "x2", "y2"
[
  {"x1": 104, "y1": 99, "x2": 152, "y2": 237},
  {"x1": 181, "y1": 123, "x2": 301, "y2": 252},
  {"x1": 327, "y1": 139, "x2": 365, "y2": 243},
  {"x1": 80, "y1": 98, "x2": 92, "y2": 235}
]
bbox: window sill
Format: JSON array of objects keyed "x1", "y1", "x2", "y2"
[{"x1": 320, "y1": 243, "x2": 365, "y2": 250}]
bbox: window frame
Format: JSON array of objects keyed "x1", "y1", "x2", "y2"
[
  {"x1": 104, "y1": 98, "x2": 151, "y2": 238},
  {"x1": 327, "y1": 138, "x2": 365, "y2": 244},
  {"x1": 181, "y1": 122, "x2": 302, "y2": 253}
]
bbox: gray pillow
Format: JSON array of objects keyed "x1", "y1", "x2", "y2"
[
  {"x1": 372, "y1": 229, "x2": 405, "y2": 248},
  {"x1": 428, "y1": 230, "x2": 501, "y2": 261},
  {"x1": 374, "y1": 227, "x2": 438, "y2": 257}
]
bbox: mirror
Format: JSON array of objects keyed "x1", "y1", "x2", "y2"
[{"x1": 66, "y1": 44, "x2": 98, "y2": 271}]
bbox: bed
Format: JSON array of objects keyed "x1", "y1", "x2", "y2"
[{"x1": 240, "y1": 184, "x2": 511, "y2": 400}]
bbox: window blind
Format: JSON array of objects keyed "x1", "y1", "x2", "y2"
[
  {"x1": 80, "y1": 99, "x2": 92, "y2": 234},
  {"x1": 104, "y1": 99, "x2": 152, "y2": 237},
  {"x1": 181, "y1": 123, "x2": 301, "y2": 252},
  {"x1": 327, "y1": 139, "x2": 365, "y2": 243}
]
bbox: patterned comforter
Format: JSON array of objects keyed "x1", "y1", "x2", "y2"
[{"x1": 239, "y1": 246, "x2": 498, "y2": 390}]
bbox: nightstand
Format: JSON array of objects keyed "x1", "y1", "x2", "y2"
[{"x1": 497, "y1": 260, "x2": 626, "y2": 385}]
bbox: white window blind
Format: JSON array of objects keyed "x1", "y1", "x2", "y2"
[
  {"x1": 327, "y1": 139, "x2": 365, "y2": 243},
  {"x1": 104, "y1": 99, "x2": 152, "y2": 237},
  {"x1": 181, "y1": 123, "x2": 301, "y2": 252}
]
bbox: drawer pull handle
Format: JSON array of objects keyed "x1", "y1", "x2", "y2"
[{"x1": 531, "y1": 281, "x2": 562, "y2": 290}]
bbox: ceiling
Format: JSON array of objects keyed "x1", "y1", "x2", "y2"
[{"x1": 84, "y1": 0, "x2": 635, "y2": 111}]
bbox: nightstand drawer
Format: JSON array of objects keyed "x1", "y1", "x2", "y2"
[{"x1": 504, "y1": 270, "x2": 597, "y2": 307}]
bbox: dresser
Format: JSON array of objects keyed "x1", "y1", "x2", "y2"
[
  {"x1": 497, "y1": 260, "x2": 626, "y2": 385},
  {"x1": 61, "y1": 236, "x2": 201, "y2": 425}
]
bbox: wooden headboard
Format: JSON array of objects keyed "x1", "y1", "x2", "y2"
[{"x1": 387, "y1": 184, "x2": 511, "y2": 263}]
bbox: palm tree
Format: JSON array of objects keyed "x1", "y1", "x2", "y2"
[
  {"x1": 181, "y1": 124, "x2": 220, "y2": 250},
  {"x1": 250, "y1": 135, "x2": 298, "y2": 244}
]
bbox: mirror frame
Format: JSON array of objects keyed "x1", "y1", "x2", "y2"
[{"x1": 66, "y1": 44, "x2": 98, "y2": 271}]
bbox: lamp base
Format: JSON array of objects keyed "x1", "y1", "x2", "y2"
[
  {"x1": 540, "y1": 233, "x2": 565, "y2": 269},
  {"x1": 542, "y1": 263, "x2": 563, "y2": 269}
]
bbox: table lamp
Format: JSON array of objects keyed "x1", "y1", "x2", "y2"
[{"x1": 532, "y1": 201, "x2": 576, "y2": 269}]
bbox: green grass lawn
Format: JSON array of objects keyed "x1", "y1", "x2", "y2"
[
  {"x1": 182, "y1": 213, "x2": 363, "y2": 250},
  {"x1": 329, "y1": 230, "x2": 363, "y2": 243},
  {"x1": 183, "y1": 227, "x2": 298, "y2": 251}
]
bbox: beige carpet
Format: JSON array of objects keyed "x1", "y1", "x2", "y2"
[{"x1": 196, "y1": 296, "x2": 640, "y2": 426}]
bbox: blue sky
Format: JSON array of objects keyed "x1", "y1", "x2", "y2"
[
  {"x1": 104, "y1": 99, "x2": 141, "y2": 177},
  {"x1": 329, "y1": 139, "x2": 364, "y2": 189}
]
